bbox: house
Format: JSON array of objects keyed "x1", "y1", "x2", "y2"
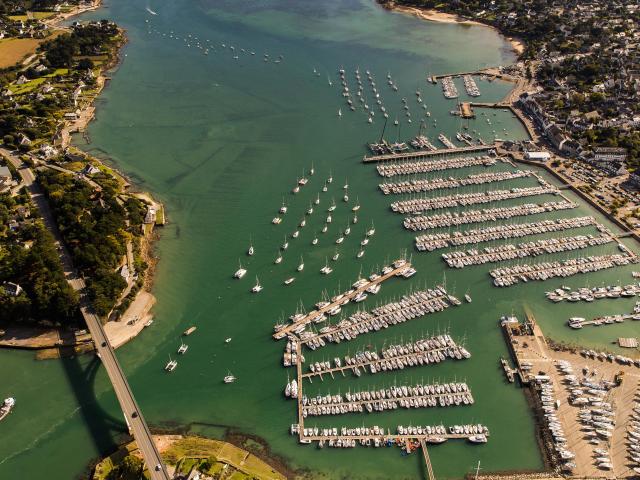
[
  {"x1": 15, "y1": 75, "x2": 28, "y2": 85},
  {"x1": 144, "y1": 207, "x2": 157, "y2": 224},
  {"x1": 82, "y1": 164, "x2": 100, "y2": 175},
  {"x1": 39, "y1": 144, "x2": 58, "y2": 159},
  {"x1": 0, "y1": 165, "x2": 11, "y2": 183},
  {"x1": 3, "y1": 282, "x2": 23, "y2": 297}
]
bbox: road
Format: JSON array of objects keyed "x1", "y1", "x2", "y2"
[{"x1": 1, "y1": 148, "x2": 170, "y2": 479}]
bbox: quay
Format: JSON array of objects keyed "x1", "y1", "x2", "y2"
[
  {"x1": 273, "y1": 260, "x2": 414, "y2": 340},
  {"x1": 363, "y1": 144, "x2": 495, "y2": 163}
]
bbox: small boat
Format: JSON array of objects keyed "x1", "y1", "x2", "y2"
[
  {"x1": 465, "y1": 293, "x2": 472, "y2": 303},
  {"x1": 332, "y1": 249, "x2": 340, "y2": 261},
  {"x1": 327, "y1": 171, "x2": 333, "y2": 184},
  {"x1": 225, "y1": 337, "x2": 232, "y2": 343},
  {"x1": 322, "y1": 224, "x2": 328, "y2": 233},
  {"x1": 312, "y1": 236, "x2": 318, "y2": 245},
  {"x1": 338, "y1": 108, "x2": 342, "y2": 117},
  {"x1": 284, "y1": 277, "x2": 295, "y2": 285},
  {"x1": 343, "y1": 179, "x2": 349, "y2": 190},
  {"x1": 144, "y1": 319, "x2": 154, "y2": 327},
  {"x1": 352, "y1": 198, "x2": 360, "y2": 211},
  {"x1": 326, "y1": 215, "x2": 332, "y2": 223},
  {"x1": 247, "y1": 243, "x2": 254, "y2": 256},
  {"x1": 336, "y1": 236, "x2": 344, "y2": 244},
  {"x1": 320, "y1": 258, "x2": 333, "y2": 274},
  {"x1": 328, "y1": 200, "x2": 336, "y2": 212},
  {"x1": 234, "y1": 260, "x2": 247, "y2": 279},
  {"x1": 251, "y1": 276, "x2": 263, "y2": 293},
  {"x1": 307, "y1": 203, "x2": 314, "y2": 215},
  {"x1": 183, "y1": 326, "x2": 197, "y2": 336},
  {"x1": 360, "y1": 237, "x2": 369, "y2": 246},
  {"x1": 357, "y1": 249, "x2": 365, "y2": 258},
  {"x1": 297, "y1": 256, "x2": 304, "y2": 272},
  {"x1": 177, "y1": 343, "x2": 188, "y2": 355},
  {"x1": 165, "y1": 356, "x2": 178, "y2": 372},
  {"x1": 292, "y1": 230, "x2": 299, "y2": 238},
  {"x1": 224, "y1": 371, "x2": 236, "y2": 383},
  {"x1": 279, "y1": 201, "x2": 288, "y2": 214},
  {"x1": 0, "y1": 397, "x2": 15, "y2": 421},
  {"x1": 314, "y1": 194, "x2": 320, "y2": 205},
  {"x1": 274, "y1": 252, "x2": 283, "y2": 264},
  {"x1": 344, "y1": 225, "x2": 351, "y2": 236},
  {"x1": 343, "y1": 193, "x2": 349, "y2": 202},
  {"x1": 352, "y1": 215, "x2": 358, "y2": 224},
  {"x1": 322, "y1": 183, "x2": 328, "y2": 192},
  {"x1": 272, "y1": 217, "x2": 282, "y2": 224}
]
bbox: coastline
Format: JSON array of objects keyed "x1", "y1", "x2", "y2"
[
  {"x1": 384, "y1": 3, "x2": 525, "y2": 55},
  {"x1": 0, "y1": 1, "x2": 162, "y2": 356}
]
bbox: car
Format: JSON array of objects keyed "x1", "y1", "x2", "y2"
[
  {"x1": 101, "y1": 341, "x2": 107, "y2": 347},
  {"x1": 132, "y1": 411, "x2": 138, "y2": 418},
  {"x1": 155, "y1": 464, "x2": 162, "y2": 471}
]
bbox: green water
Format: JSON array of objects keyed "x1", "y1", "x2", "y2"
[{"x1": 1, "y1": 1, "x2": 638, "y2": 478}]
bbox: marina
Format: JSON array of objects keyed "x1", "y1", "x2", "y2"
[
  {"x1": 546, "y1": 283, "x2": 640, "y2": 303},
  {"x1": 302, "y1": 334, "x2": 471, "y2": 380},
  {"x1": 379, "y1": 170, "x2": 532, "y2": 195},
  {"x1": 390, "y1": 185, "x2": 560, "y2": 214},
  {"x1": 442, "y1": 233, "x2": 615, "y2": 268},
  {"x1": 415, "y1": 216, "x2": 599, "y2": 251},
  {"x1": 376, "y1": 154, "x2": 500, "y2": 177},
  {"x1": 273, "y1": 259, "x2": 415, "y2": 340},
  {"x1": 299, "y1": 381, "x2": 474, "y2": 417},
  {"x1": 441, "y1": 76, "x2": 459, "y2": 99},
  {"x1": 296, "y1": 285, "x2": 459, "y2": 349},
  {"x1": 491, "y1": 253, "x2": 638, "y2": 287},
  {"x1": 403, "y1": 201, "x2": 578, "y2": 231}
]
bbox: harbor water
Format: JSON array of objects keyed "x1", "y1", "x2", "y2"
[{"x1": 1, "y1": 0, "x2": 638, "y2": 478}]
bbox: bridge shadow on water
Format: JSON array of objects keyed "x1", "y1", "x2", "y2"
[{"x1": 59, "y1": 351, "x2": 131, "y2": 458}]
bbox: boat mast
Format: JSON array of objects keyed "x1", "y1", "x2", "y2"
[{"x1": 378, "y1": 116, "x2": 388, "y2": 143}]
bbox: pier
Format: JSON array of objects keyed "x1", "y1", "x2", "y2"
[
  {"x1": 420, "y1": 439, "x2": 436, "y2": 480},
  {"x1": 273, "y1": 261, "x2": 414, "y2": 340},
  {"x1": 363, "y1": 144, "x2": 495, "y2": 163},
  {"x1": 303, "y1": 335, "x2": 469, "y2": 380},
  {"x1": 377, "y1": 155, "x2": 500, "y2": 178},
  {"x1": 416, "y1": 216, "x2": 597, "y2": 251},
  {"x1": 298, "y1": 287, "x2": 457, "y2": 349},
  {"x1": 404, "y1": 201, "x2": 577, "y2": 232}
]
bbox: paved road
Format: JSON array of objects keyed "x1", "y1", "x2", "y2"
[{"x1": 1, "y1": 148, "x2": 170, "y2": 479}]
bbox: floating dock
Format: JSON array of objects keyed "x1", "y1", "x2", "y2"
[{"x1": 363, "y1": 144, "x2": 495, "y2": 163}]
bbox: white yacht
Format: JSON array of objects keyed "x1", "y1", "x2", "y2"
[
  {"x1": 366, "y1": 221, "x2": 375, "y2": 237},
  {"x1": 357, "y1": 249, "x2": 365, "y2": 258},
  {"x1": 312, "y1": 236, "x2": 318, "y2": 245},
  {"x1": 284, "y1": 277, "x2": 295, "y2": 285},
  {"x1": 297, "y1": 256, "x2": 304, "y2": 271},
  {"x1": 274, "y1": 252, "x2": 283, "y2": 264},
  {"x1": 321, "y1": 224, "x2": 328, "y2": 233},
  {"x1": 0, "y1": 397, "x2": 15, "y2": 421},
  {"x1": 234, "y1": 260, "x2": 247, "y2": 279},
  {"x1": 251, "y1": 277, "x2": 263, "y2": 293},
  {"x1": 314, "y1": 194, "x2": 320, "y2": 205},
  {"x1": 281, "y1": 238, "x2": 289, "y2": 250},
  {"x1": 224, "y1": 371, "x2": 236, "y2": 383},
  {"x1": 336, "y1": 236, "x2": 344, "y2": 244},
  {"x1": 247, "y1": 243, "x2": 254, "y2": 256},
  {"x1": 332, "y1": 250, "x2": 340, "y2": 261}
]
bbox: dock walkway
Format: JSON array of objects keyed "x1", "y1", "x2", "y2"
[
  {"x1": 363, "y1": 145, "x2": 494, "y2": 163},
  {"x1": 273, "y1": 262, "x2": 413, "y2": 340}
]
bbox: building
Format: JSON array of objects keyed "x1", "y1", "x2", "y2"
[
  {"x1": 525, "y1": 151, "x2": 551, "y2": 161},
  {"x1": 593, "y1": 147, "x2": 628, "y2": 163}
]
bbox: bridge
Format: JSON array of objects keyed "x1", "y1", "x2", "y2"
[
  {"x1": 362, "y1": 144, "x2": 495, "y2": 163},
  {"x1": 1, "y1": 148, "x2": 170, "y2": 479}
]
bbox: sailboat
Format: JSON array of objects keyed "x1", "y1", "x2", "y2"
[
  {"x1": 312, "y1": 234, "x2": 319, "y2": 245},
  {"x1": 352, "y1": 197, "x2": 361, "y2": 212},
  {"x1": 165, "y1": 355, "x2": 177, "y2": 372},
  {"x1": 332, "y1": 249, "x2": 340, "y2": 261},
  {"x1": 274, "y1": 251, "x2": 283, "y2": 264},
  {"x1": 328, "y1": 75, "x2": 333, "y2": 86},
  {"x1": 465, "y1": 290, "x2": 472, "y2": 303},
  {"x1": 234, "y1": 260, "x2": 247, "y2": 279},
  {"x1": 281, "y1": 237, "x2": 289, "y2": 250},
  {"x1": 247, "y1": 240, "x2": 254, "y2": 256},
  {"x1": 344, "y1": 224, "x2": 351, "y2": 236},
  {"x1": 314, "y1": 193, "x2": 320, "y2": 205},
  {"x1": 251, "y1": 276, "x2": 263, "y2": 293},
  {"x1": 320, "y1": 257, "x2": 333, "y2": 274},
  {"x1": 284, "y1": 277, "x2": 295, "y2": 285},
  {"x1": 327, "y1": 171, "x2": 333, "y2": 184},
  {"x1": 357, "y1": 249, "x2": 365, "y2": 258},
  {"x1": 224, "y1": 371, "x2": 236, "y2": 383},
  {"x1": 366, "y1": 221, "x2": 375, "y2": 237},
  {"x1": 177, "y1": 342, "x2": 188, "y2": 354},
  {"x1": 297, "y1": 255, "x2": 304, "y2": 272},
  {"x1": 307, "y1": 203, "x2": 314, "y2": 215},
  {"x1": 338, "y1": 108, "x2": 342, "y2": 117}
]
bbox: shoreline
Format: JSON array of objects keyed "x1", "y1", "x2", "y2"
[
  {"x1": 384, "y1": 3, "x2": 525, "y2": 55},
  {"x1": 0, "y1": 0, "x2": 163, "y2": 357}
]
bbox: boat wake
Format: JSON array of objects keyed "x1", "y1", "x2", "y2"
[
  {"x1": 0, "y1": 406, "x2": 81, "y2": 466},
  {"x1": 146, "y1": 6, "x2": 158, "y2": 15}
]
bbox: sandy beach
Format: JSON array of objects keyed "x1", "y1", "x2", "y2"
[{"x1": 391, "y1": 5, "x2": 525, "y2": 55}]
